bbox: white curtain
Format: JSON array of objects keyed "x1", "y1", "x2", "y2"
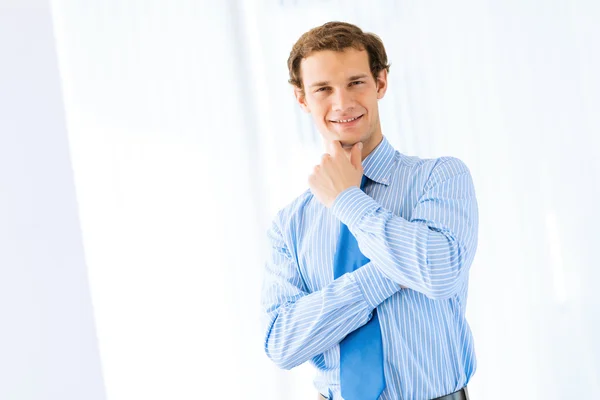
[{"x1": 48, "y1": 0, "x2": 599, "y2": 399}]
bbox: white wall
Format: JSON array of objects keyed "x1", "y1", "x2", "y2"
[{"x1": 0, "y1": 1, "x2": 106, "y2": 399}]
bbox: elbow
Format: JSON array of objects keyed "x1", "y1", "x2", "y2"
[
  {"x1": 425, "y1": 243, "x2": 473, "y2": 300},
  {"x1": 264, "y1": 340, "x2": 298, "y2": 370},
  {"x1": 263, "y1": 319, "x2": 300, "y2": 370},
  {"x1": 422, "y1": 271, "x2": 466, "y2": 300},
  {"x1": 268, "y1": 355, "x2": 296, "y2": 371}
]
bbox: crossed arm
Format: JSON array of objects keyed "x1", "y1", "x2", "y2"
[{"x1": 261, "y1": 158, "x2": 478, "y2": 370}]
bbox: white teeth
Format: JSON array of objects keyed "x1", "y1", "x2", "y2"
[{"x1": 336, "y1": 116, "x2": 359, "y2": 123}]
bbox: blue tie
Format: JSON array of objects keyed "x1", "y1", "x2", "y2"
[{"x1": 333, "y1": 175, "x2": 385, "y2": 400}]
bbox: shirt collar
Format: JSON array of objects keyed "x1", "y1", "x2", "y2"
[{"x1": 362, "y1": 135, "x2": 398, "y2": 186}]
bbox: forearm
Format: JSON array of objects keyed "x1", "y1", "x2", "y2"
[
  {"x1": 262, "y1": 261, "x2": 399, "y2": 370},
  {"x1": 331, "y1": 174, "x2": 478, "y2": 300},
  {"x1": 359, "y1": 209, "x2": 475, "y2": 299}
]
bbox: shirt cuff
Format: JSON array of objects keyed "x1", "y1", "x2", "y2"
[
  {"x1": 349, "y1": 262, "x2": 402, "y2": 309},
  {"x1": 330, "y1": 186, "x2": 380, "y2": 229}
]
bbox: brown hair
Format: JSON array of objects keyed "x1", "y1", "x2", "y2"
[{"x1": 287, "y1": 21, "x2": 391, "y2": 93}]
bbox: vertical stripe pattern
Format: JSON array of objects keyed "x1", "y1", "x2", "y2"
[{"x1": 261, "y1": 136, "x2": 478, "y2": 400}]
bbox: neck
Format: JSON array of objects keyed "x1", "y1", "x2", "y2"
[{"x1": 361, "y1": 131, "x2": 383, "y2": 161}]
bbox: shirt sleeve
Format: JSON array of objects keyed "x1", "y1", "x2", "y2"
[
  {"x1": 330, "y1": 157, "x2": 479, "y2": 300},
  {"x1": 260, "y1": 217, "x2": 401, "y2": 370}
]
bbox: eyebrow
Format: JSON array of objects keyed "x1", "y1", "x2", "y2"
[{"x1": 309, "y1": 74, "x2": 369, "y2": 88}]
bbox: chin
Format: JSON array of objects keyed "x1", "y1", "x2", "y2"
[
  {"x1": 340, "y1": 133, "x2": 367, "y2": 146},
  {"x1": 339, "y1": 139, "x2": 360, "y2": 148},
  {"x1": 321, "y1": 127, "x2": 368, "y2": 147}
]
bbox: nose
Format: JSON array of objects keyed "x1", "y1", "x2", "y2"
[{"x1": 332, "y1": 87, "x2": 355, "y2": 113}]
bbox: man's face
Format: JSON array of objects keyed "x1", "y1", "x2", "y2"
[{"x1": 295, "y1": 48, "x2": 387, "y2": 150}]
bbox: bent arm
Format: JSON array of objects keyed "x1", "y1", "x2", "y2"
[
  {"x1": 331, "y1": 158, "x2": 479, "y2": 300},
  {"x1": 261, "y1": 220, "x2": 401, "y2": 370}
]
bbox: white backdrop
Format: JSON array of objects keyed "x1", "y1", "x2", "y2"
[
  {"x1": 4, "y1": 0, "x2": 598, "y2": 398},
  {"x1": 0, "y1": 1, "x2": 105, "y2": 399}
]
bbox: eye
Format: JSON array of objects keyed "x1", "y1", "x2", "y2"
[
  {"x1": 315, "y1": 87, "x2": 330, "y2": 93},
  {"x1": 350, "y1": 81, "x2": 364, "y2": 86}
]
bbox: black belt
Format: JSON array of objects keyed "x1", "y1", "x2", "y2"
[
  {"x1": 433, "y1": 386, "x2": 469, "y2": 400},
  {"x1": 318, "y1": 386, "x2": 469, "y2": 400}
]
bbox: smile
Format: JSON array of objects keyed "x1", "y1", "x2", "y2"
[{"x1": 331, "y1": 115, "x2": 363, "y2": 123}]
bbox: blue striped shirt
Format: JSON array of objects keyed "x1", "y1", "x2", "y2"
[{"x1": 261, "y1": 136, "x2": 478, "y2": 400}]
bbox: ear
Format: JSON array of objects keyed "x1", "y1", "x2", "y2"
[
  {"x1": 375, "y1": 69, "x2": 388, "y2": 100},
  {"x1": 294, "y1": 87, "x2": 311, "y2": 113}
]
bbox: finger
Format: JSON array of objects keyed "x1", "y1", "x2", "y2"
[{"x1": 350, "y1": 142, "x2": 363, "y2": 170}]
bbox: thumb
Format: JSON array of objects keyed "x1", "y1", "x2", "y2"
[{"x1": 350, "y1": 142, "x2": 363, "y2": 170}]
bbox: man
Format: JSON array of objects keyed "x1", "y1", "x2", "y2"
[{"x1": 261, "y1": 21, "x2": 478, "y2": 400}]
